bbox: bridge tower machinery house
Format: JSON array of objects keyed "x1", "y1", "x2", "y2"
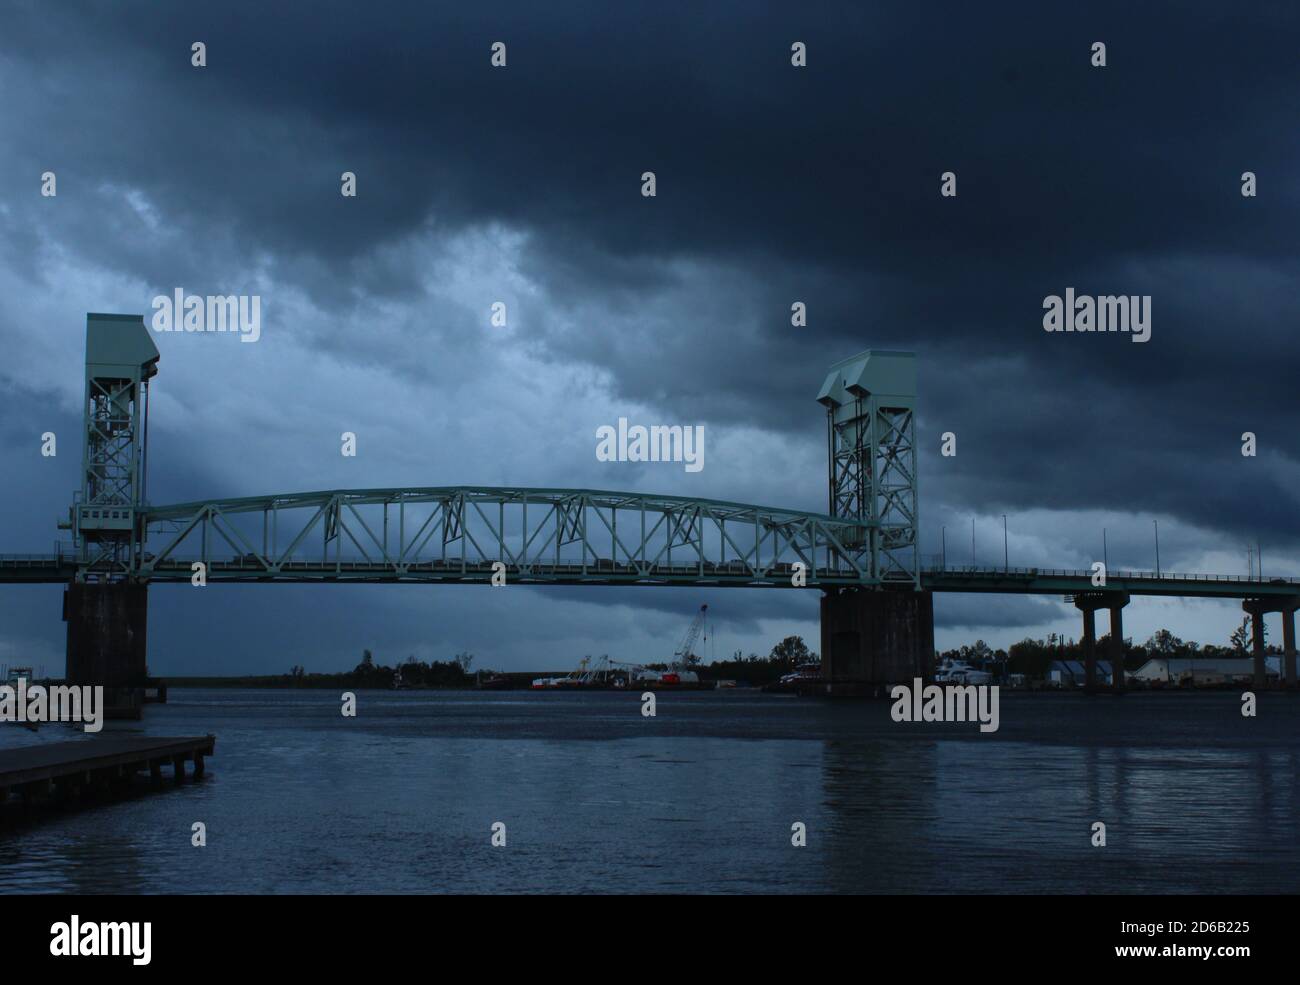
[
  {"x1": 815, "y1": 350, "x2": 933, "y2": 691},
  {"x1": 59, "y1": 313, "x2": 159, "y2": 713}
]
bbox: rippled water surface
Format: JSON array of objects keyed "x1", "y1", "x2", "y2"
[{"x1": 1, "y1": 688, "x2": 1296, "y2": 893}]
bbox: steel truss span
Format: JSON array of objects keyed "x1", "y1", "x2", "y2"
[{"x1": 132, "y1": 487, "x2": 879, "y2": 587}]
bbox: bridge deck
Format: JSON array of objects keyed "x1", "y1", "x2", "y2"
[
  {"x1": 921, "y1": 567, "x2": 1300, "y2": 600},
  {"x1": 1, "y1": 554, "x2": 1296, "y2": 599},
  {"x1": 0, "y1": 556, "x2": 73, "y2": 582}
]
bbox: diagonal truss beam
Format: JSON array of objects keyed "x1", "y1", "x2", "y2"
[{"x1": 131, "y1": 486, "x2": 878, "y2": 586}]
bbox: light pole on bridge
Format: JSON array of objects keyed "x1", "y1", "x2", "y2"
[
  {"x1": 1002, "y1": 514, "x2": 1008, "y2": 572},
  {"x1": 1154, "y1": 519, "x2": 1160, "y2": 577}
]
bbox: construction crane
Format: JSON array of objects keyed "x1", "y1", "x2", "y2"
[
  {"x1": 606, "y1": 605, "x2": 710, "y2": 687},
  {"x1": 608, "y1": 657, "x2": 648, "y2": 685},
  {"x1": 576, "y1": 655, "x2": 613, "y2": 684},
  {"x1": 673, "y1": 604, "x2": 708, "y2": 669}
]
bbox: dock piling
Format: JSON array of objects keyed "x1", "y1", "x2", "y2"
[{"x1": 0, "y1": 736, "x2": 214, "y2": 815}]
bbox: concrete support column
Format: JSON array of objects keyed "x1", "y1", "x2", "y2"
[
  {"x1": 820, "y1": 588, "x2": 934, "y2": 693},
  {"x1": 63, "y1": 581, "x2": 149, "y2": 718},
  {"x1": 1110, "y1": 603, "x2": 1126, "y2": 692},
  {"x1": 1283, "y1": 605, "x2": 1297, "y2": 691},
  {"x1": 1075, "y1": 592, "x2": 1125, "y2": 694},
  {"x1": 1243, "y1": 600, "x2": 1267, "y2": 689},
  {"x1": 1253, "y1": 615, "x2": 1266, "y2": 689},
  {"x1": 1081, "y1": 607, "x2": 1096, "y2": 692}
]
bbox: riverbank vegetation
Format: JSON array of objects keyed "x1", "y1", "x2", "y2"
[{"x1": 163, "y1": 623, "x2": 1277, "y2": 688}]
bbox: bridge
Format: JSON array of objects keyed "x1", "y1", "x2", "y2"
[
  {"x1": 2, "y1": 314, "x2": 1295, "y2": 707},
  {"x1": 5, "y1": 542, "x2": 1297, "y2": 598}
]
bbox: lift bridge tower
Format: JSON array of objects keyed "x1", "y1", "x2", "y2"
[
  {"x1": 59, "y1": 313, "x2": 159, "y2": 714},
  {"x1": 815, "y1": 350, "x2": 933, "y2": 689}
]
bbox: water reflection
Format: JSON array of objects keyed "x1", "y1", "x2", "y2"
[{"x1": 0, "y1": 689, "x2": 1295, "y2": 893}]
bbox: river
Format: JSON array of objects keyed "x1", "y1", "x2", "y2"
[{"x1": 0, "y1": 688, "x2": 1295, "y2": 893}]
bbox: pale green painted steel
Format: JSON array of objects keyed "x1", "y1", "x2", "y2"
[
  {"x1": 72, "y1": 314, "x2": 159, "y2": 580},
  {"x1": 921, "y1": 566, "x2": 1300, "y2": 601},
  {"x1": 22, "y1": 314, "x2": 1280, "y2": 603},
  {"x1": 131, "y1": 486, "x2": 879, "y2": 586},
  {"x1": 4, "y1": 550, "x2": 1300, "y2": 598},
  {"x1": 817, "y1": 349, "x2": 916, "y2": 412},
  {"x1": 817, "y1": 349, "x2": 919, "y2": 587},
  {"x1": 86, "y1": 313, "x2": 160, "y2": 379}
]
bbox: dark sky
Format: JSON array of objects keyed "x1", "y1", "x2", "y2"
[{"x1": 1, "y1": 1, "x2": 1297, "y2": 674}]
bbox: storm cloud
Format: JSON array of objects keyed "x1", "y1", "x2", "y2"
[{"x1": 0, "y1": 1, "x2": 1296, "y2": 673}]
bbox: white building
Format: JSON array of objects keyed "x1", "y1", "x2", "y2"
[
  {"x1": 1130, "y1": 657, "x2": 1276, "y2": 685},
  {"x1": 1047, "y1": 659, "x2": 1113, "y2": 687}
]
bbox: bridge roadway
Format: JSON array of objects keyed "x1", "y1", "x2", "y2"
[
  {"x1": 1, "y1": 552, "x2": 1297, "y2": 600},
  {"x1": 2, "y1": 485, "x2": 1295, "y2": 600}
]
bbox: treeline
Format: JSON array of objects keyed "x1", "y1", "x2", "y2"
[
  {"x1": 338, "y1": 649, "x2": 479, "y2": 688},
  {"x1": 696, "y1": 636, "x2": 818, "y2": 685},
  {"x1": 168, "y1": 622, "x2": 1272, "y2": 690},
  {"x1": 170, "y1": 650, "x2": 485, "y2": 689},
  {"x1": 180, "y1": 638, "x2": 822, "y2": 689},
  {"x1": 954, "y1": 622, "x2": 1279, "y2": 679}
]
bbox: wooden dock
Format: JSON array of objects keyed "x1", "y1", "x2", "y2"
[{"x1": 0, "y1": 735, "x2": 214, "y2": 805}]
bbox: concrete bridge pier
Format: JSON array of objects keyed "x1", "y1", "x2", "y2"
[
  {"x1": 1241, "y1": 596, "x2": 1300, "y2": 690},
  {"x1": 1079, "y1": 604, "x2": 1097, "y2": 691},
  {"x1": 1109, "y1": 598, "x2": 1127, "y2": 691},
  {"x1": 819, "y1": 588, "x2": 934, "y2": 694},
  {"x1": 1074, "y1": 592, "x2": 1128, "y2": 693},
  {"x1": 1243, "y1": 599, "x2": 1267, "y2": 689},
  {"x1": 1285, "y1": 603, "x2": 1298, "y2": 691},
  {"x1": 63, "y1": 581, "x2": 149, "y2": 718}
]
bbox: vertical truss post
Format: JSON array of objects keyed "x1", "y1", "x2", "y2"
[
  {"x1": 817, "y1": 351, "x2": 918, "y2": 587},
  {"x1": 69, "y1": 314, "x2": 160, "y2": 582}
]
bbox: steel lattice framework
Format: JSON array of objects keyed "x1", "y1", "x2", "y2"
[
  {"x1": 57, "y1": 324, "x2": 912, "y2": 592},
  {"x1": 5, "y1": 315, "x2": 1284, "y2": 656},
  {"x1": 69, "y1": 314, "x2": 160, "y2": 580},
  {"x1": 128, "y1": 487, "x2": 879, "y2": 587},
  {"x1": 818, "y1": 350, "x2": 919, "y2": 586}
]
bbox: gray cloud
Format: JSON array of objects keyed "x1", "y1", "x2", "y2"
[{"x1": 0, "y1": 1, "x2": 1296, "y2": 672}]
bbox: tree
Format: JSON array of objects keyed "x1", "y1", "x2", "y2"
[
  {"x1": 454, "y1": 651, "x2": 474, "y2": 674},
  {"x1": 1008, "y1": 637, "x2": 1053, "y2": 677},
  {"x1": 1146, "y1": 629, "x2": 1184, "y2": 657},
  {"x1": 353, "y1": 649, "x2": 377, "y2": 676},
  {"x1": 1230, "y1": 617, "x2": 1266, "y2": 653},
  {"x1": 769, "y1": 636, "x2": 812, "y2": 669}
]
